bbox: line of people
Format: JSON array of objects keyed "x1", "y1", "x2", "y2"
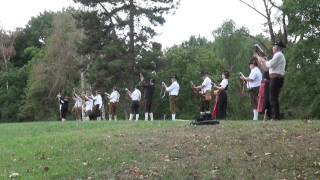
[
  {"x1": 57, "y1": 73, "x2": 181, "y2": 122},
  {"x1": 57, "y1": 41, "x2": 285, "y2": 122}
]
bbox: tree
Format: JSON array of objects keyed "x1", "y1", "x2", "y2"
[
  {"x1": 12, "y1": 11, "x2": 54, "y2": 67},
  {"x1": 212, "y1": 20, "x2": 269, "y2": 119},
  {"x1": 238, "y1": 0, "x2": 288, "y2": 45},
  {"x1": 157, "y1": 36, "x2": 224, "y2": 119},
  {"x1": 20, "y1": 11, "x2": 84, "y2": 120},
  {"x1": 281, "y1": 0, "x2": 320, "y2": 119},
  {"x1": 73, "y1": 0, "x2": 179, "y2": 81},
  {"x1": 0, "y1": 29, "x2": 17, "y2": 90}
]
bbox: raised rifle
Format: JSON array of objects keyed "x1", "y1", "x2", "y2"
[
  {"x1": 160, "y1": 82, "x2": 166, "y2": 99},
  {"x1": 254, "y1": 44, "x2": 266, "y2": 57}
]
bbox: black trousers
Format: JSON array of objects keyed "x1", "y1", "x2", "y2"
[
  {"x1": 131, "y1": 101, "x2": 140, "y2": 114},
  {"x1": 217, "y1": 91, "x2": 227, "y2": 119},
  {"x1": 200, "y1": 100, "x2": 210, "y2": 112},
  {"x1": 263, "y1": 81, "x2": 272, "y2": 119},
  {"x1": 269, "y1": 77, "x2": 284, "y2": 120},
  {"x1": 61, "y1": 109, "x2": 67, "y2": 119},
  {"x1": 145, "y1": 99, "x2": 153, "y2": 113},
  {"x1": 93, "y1": 105, "x2": 101, "y2": 119}
]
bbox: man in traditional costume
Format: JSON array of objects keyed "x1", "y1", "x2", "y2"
[
  {"x1": 256, "y1": 41, "x2": 286, "y2": 120},
  {"x1": 240, "y1": 57, "x2": 263, "y2": 120},
  {"x1": 193, "y1": 72, "x2": 213, "y2": 120},
  {"x1": 162, "y1": 76, "x2": 180, "y2": 121},
  {"x1": 126, "y1": 86, "x2": 142, "y2": 121},
  {"x1": 106, "y1": 86, "x2": 120, "y2": 121},
  {"x1": 139, "y1": 73, "x2": 155, "y2": 121}
]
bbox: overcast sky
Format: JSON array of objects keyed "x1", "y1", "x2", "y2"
[{"x1": 0, "y1": 0, "x2": 267, "y2": 48}]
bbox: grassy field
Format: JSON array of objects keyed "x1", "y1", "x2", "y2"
[{"x1": 0, "y1": 120, "x2": 320, "y2": 180}]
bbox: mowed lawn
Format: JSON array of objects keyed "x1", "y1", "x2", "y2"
[{"x1": 0, "y1": 120, "x2": 320, "y2": 180}]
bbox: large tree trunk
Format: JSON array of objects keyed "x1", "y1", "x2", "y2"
[
  {"x1": 262, "y1": 0, "x2": 276, "y2": 43},
  {"x1": 4, "y1": 57, "x2": 8, "y2": 91},
  {"x1": 282, "y1": 13, "x2": 288, "y2": 46},
  {"x1": 129, "y1": 0, "x2": 135, "y2": 67}
]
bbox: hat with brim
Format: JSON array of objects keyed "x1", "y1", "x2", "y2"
[{"x1": 171, "y1": 75, "x2": 177, "y2": 79}]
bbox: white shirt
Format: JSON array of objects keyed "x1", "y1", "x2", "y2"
[
  {"x1": 109, "y1": 91, "x2": 120, "y2": 103},
  {"x1": 73, "y1": 95, "x2": 82, "y2": 108},
  {"x1": 201, "y1": 76, "x2": 212, "y2": 93},
  {"x1": 131, "y1": 89, "x2": 141, "y2": 101},
  {"x1": 247, "y1": 67, "x2": 262, "y2": 89},
  {"x1": 266, "y1": 51, "x2": 286, "y2": 75},
  {"x1": 220, "y1": 79, "x2": 229, "y2": 89},
  {"x1": 85, "y1": 99, "x2": 93, "y2": 111},
  {"x1": 166, "y1": 81, "x2": 180, "y2": 96},
  {"x1": 92, "y1": 94, "x2": 103, "y2": 108}
]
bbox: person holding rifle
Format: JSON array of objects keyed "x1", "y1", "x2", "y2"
[
  {"x1": 126, "y1": 86, "x2": 142, "y2": 121},
  {"x1": 91, "y1": 90, "x2": 103, "y2": 120},
  {"x1": 72, "y1": 89, "x2": 83, "y2": 121},
  {"x1": 240, "y1": 57, "x2": 262, "y2": 120},
  {"x1": 139, "y1": 73, "x2": 155, "y2": 121},
  {"x1": 105, "y1": 86, "x2": 120, "y2": 121},
  {"x1": 212, "y1": 71, "x2": 229, "y2": 120},
  {"x1": 57, "y1": 93, "x2": 69, "y2": 122},
  {"x1": 256, "y1": 41, "x2": 286, "y2": 120},
  {"x1": 192, "y1": 72, "x2": 213, "y2": 120},
  {"x1": 162, "y1": 76, "x2": 180, "y2": 121}
]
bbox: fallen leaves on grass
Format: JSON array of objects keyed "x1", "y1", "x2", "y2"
[
  {"x1": 244, "y1": 151, "x2": 253, "y2": 156},
  {"x1": 9, "y1": 172, "x2": 19, "y2": 178},
  {"x1": 264, "y1": 152, "x2": 272, "y2": 156},
  {"x1": 164, "y1": 156, "x2": 171, "y2": 162},
  {"x1": 129, "y1": 166, "x2": 145, "y2": 179}
]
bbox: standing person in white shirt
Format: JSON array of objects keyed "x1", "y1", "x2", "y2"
[
  {"x1": 257, "y1": 41, "x2": 286, "y2": 120},
  {"x1": 92, "y1": 90, "x2": 103, "y2": 120},
  {"x1": 84, "y1": 94, "x2": 94, "y2": 120},
  {"x1": 162, "y1": 76, "x2": 180, "y2": 121},
  {"x1": 193, "y1": 72, "x2": 213, "y2": 120},
  {"x1": 106, "y1": 86, "x2": 120, "y2": 121},
  {"x1": 72, "y1": 91, "x2": 83, "y2": 121},
  {"x1": 212, "y1": 71, "x2": 229, "y2": 120},
  {"x1": 240, "y1": 57, "x2": 263, "y2": 120},
  {"x1": 126, "y1": 86, "x2": 142, "y2": 121}
]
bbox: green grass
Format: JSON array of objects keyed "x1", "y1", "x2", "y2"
[{"x1": 0, "y1": 120, "x2": 320, "y2": 179}]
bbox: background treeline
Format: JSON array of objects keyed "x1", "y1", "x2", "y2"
[{"x1": 0, "y1": 0, "x2": 319, "y2": 122}]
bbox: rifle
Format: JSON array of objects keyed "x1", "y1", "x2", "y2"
[
  {"x1": 160, "y1": 82, "x2": 166, "y2": 99},
  {"x1": 254, "y1": 44, "x2": 266, "y2": 57},
  {"x1": 239, "y1": 72, "x2": 247, "y2": 96}
]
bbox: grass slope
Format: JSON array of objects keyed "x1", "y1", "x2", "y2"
[{"x1": 0, "y1": 120, "x2": 320, "y2": 179}]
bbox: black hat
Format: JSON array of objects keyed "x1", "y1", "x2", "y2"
[
  {"x1": 201, "y1": 71, "x2": 209, "y2": 76},
  {"x1": 171, "y1": 75, "x2": 177, "y2": 79},
  {"x1": 273, "y1": 41, "x2": 286, "y2": 48}
]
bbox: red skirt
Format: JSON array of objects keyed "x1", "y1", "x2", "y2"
[
  {"x1": 211, "y1": 95, "x2": 219, "y2": 119},
  {"x1": 257, "y1": 82, "x2": 266, "y2": 113}
]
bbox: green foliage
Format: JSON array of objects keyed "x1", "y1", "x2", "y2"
[
  {"x1": 154, "y1": 36, "x2": 224, "y2": 119},
  {"x1": 1, "y1": 1, "x2": 320, "y2": 121},
  {"x1": 281, "y1": 0, "x2": 320, "y2": 119},
  {"x1": 0, "y1": 65, "x2": 28, "y2": 122},
  {"x1": 283, "y1": 0, "x2": 320, "y2": 40},
  {"x1": 12, "y1": 11, "x2": 54, "y2": 67},
  {"x1": 19, "y1": 12, "x2": 84, "y2": 121}
]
